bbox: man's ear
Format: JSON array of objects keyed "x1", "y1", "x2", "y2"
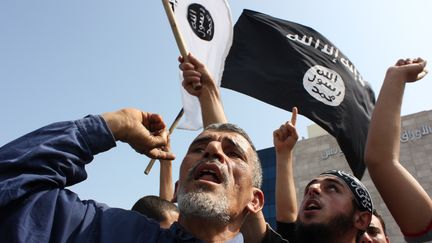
[
  {"x1": 246, "y1": 188, "x2": 264, "y2": 213},
  {"x1": 354, "y1": 211, "x2": 372, "y2": 231},
  {"x1": 171, "y1": 181, "x2": 179, "y2": 203}
]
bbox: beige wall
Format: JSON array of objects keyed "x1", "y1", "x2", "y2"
[
  {"x1": 292, "y1": 110, "x2": 432, "y2": 243},
  {"x1": 307, "y1": 123, "x2": 328, "y2": 138}
]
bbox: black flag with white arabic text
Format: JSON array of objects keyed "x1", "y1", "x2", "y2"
[{"x1": 221, "y1": 10, "x2": 375, "y2": 179}]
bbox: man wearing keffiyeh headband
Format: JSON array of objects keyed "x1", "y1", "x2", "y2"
[
  {"x1": 321, "y1": 170, "x2": 373, "y2": 214},
  {"x1": 295, "y1": 170, "x2": 373, "y2": 243}
]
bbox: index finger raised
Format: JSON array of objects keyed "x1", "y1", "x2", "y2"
[{"x1": 291, "y1": 107, "x2": 298, "y2": 126}]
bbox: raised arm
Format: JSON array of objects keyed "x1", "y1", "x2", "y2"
[
  {"x1": 0, "y1": 108, "x2": 173, "y2": 242},
  {"x1": 274, "y1": 107, "x2": 299, "y2": 224},
  {"x1": 364, "y1": 58, "x2": 431, "y2": 235},
  {"x1": 102, "y1": 108, "x2": 174, "y2": 160},
  {"x1": 159, "y1": 143, "x2": 174, "y2": 201},
  {"x1": 272, "y1": 107, "x2": 299, "y2": 243},
  {"x1": 179, "y1": 53, "x2": 227, "y2": 126},
  {"x1": 103, "y1": 109, "x2": 176, "y2": 200},
  {"x1": 241, "y1": 108, "x2": 300, "y2": 243}
]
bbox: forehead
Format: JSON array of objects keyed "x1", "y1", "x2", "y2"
[
  {"x1": 305, "y1": 175, "x2": 350, "y2": 191},
  {"x1": 370, "y1": 215, "x2": 384, "y2": 229},
  {"x1": 191, "y1": 130, "x2": 253, "y2": 151}
]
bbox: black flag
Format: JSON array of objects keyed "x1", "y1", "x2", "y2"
[{"x1": 221, "y1": 9, "x2": 375, "y2": 178}]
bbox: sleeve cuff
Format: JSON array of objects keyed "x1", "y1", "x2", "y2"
[{"x1": 75, "y1": 115, "x2": 117, "y2": 155}]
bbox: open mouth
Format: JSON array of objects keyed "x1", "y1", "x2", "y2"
[
  {"x1": 304, "y1": 199, "x2": 322, "y2": 211},
  {"x1": 193, "y1": 163, "x2": 223, "y2": 184}
]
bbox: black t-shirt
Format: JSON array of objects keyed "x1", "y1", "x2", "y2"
[
  {"x1": 261, "y1": 224, "x2": 289, "y2": 243},
  {"x1": 276, "y1": 221, "x2": 297, "y2": 243}
]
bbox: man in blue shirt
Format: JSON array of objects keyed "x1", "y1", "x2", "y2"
[{"x1": 0, "y1": 107, "x2": 264, "y2": 242}]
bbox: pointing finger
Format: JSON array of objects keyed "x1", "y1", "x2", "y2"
[{"x1": 291, "y1": 107, "x2": 298, "y2": 126}]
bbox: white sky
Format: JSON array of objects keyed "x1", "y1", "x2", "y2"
[{"x1": 1, "y1": 0, "x2": 431, "y2": 209}]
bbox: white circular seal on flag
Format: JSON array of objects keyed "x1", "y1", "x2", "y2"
[
  {"x1": 303, "y1": 65, "x2": 345, "y2": 106},
  {"x1": 187, "y1": 4, "x2": 214, "y2": 41}
]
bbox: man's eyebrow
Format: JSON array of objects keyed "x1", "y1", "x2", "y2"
[
  {"x1": 304, "y1": 177, "x2": 345, "y2": 192},
  {"x1": 368, "y1": 224, "x2": 379, "y2": 229},
  {"x1": 304, "y1": 179, "x2": 318, "y2": 192},
  {"x1": 189, "y1": 134, "x2": 249, "y2": 157},
  {"x1": 367, "y1": 225, "x2": 381, "y2": 233},
  {"x1": 189, "y1": 136, "x2": 213, "y2": 147},
  {"x1": 323, "y1": 177, "x2": 345, "y2": 187}
]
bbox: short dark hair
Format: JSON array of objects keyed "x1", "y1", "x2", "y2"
[
  {"x1": 372, "y1": 209, "x2": 387, "y2": 236},
  {"x1": 204, "y1": 123, "x2": 262, "y2": 188},
  {"x1": 356, "y1": 209, "x2": 388, "y2": 243},
  {"x1": 131, "y1": 195, "x2": 179, "y2": 222}
]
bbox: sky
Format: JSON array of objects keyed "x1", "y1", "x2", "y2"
[{"x1": 1, "y1": 0, "x2": 431, "y2": 209}]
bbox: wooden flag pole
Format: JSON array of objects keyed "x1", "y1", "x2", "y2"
[
  {"x1": 144, "y1": 0, "x2": 189, "y2": 175},
  {"x1": 144, "y1": 108, "x2": 184, "y2": 175},
  {"x1": 162, "y1": 0, "x2": 188, "y2": 57}
]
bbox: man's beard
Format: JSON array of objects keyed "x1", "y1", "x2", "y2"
[
  {"x1": 177, "y1": 159, "x2": 231, "y2": 224},
  {"x1": 177, "y1": 188, "x2": 230, "y2": 224},
  {"x1": 296, "y1": 208, "x2": 355, "y2": 243}
]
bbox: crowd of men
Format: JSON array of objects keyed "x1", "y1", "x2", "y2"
[{"x1": 0, "y1": 54, "x2": 431, "y2": 243}]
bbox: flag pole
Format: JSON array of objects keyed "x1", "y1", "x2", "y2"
[
  {"x1": 162, "y1": 0, "x2": 188, "y2": 57},
  {"x1": 144, "y1": 108, "x2": 184, "y2": 175},
  {"x1": 144, "y1": 0, "x2": 190, "y2": 175}
]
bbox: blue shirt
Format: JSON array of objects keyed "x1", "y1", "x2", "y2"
[{"x1": 0, "y1": 115, "x2": 202, "y2": 243}]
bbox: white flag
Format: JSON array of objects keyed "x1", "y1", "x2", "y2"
[{"x1": 170, "y1": 0, "x2": 233, "y2": 130}]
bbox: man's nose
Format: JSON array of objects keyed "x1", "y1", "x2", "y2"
[
  {"x1": 306, "y1": 183, "x2": 321, "y2": 196},
  {"x1": 360, "y1": 233, "x2": 372, "y2": 243},
  {"x1": 203, "y1": 141, "x2": 225, "y2": 163}
]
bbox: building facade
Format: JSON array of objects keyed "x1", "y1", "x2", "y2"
[{"x1": 259, "y1": 110, "x2": 432, "y2": 243}]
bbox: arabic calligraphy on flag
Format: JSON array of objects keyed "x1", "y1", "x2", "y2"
[{"x1": 221, "y1": 9, "x2": 375, "y2": 178}]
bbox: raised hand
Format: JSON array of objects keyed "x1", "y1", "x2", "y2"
[
  {"x1": 179, "y1": 53, "x2": 218, "y2": 98},
  {"x1": 273, "y1": 107, "x2": 299, "y2": 153},
  {"x1": 102, "y1": 108, "x2": 175, "y2": 160},
  {"x1": 388, "y1": 57, "x2": 428, "y2": 83}
]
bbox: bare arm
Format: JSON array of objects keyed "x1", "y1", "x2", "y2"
[
  {"x1": 159, "y1": 142, "x2": 174, "y2": 201},
  {"x1": 364, "y1": 58, "x2": 431, "y2": 234},
  {"x1": 274, "y1": 107, "x2": 299, "y2": 223}
]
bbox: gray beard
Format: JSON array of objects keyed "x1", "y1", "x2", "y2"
[{"x1": 177, "y1": 188, "x2": 230, "y2": 225}]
